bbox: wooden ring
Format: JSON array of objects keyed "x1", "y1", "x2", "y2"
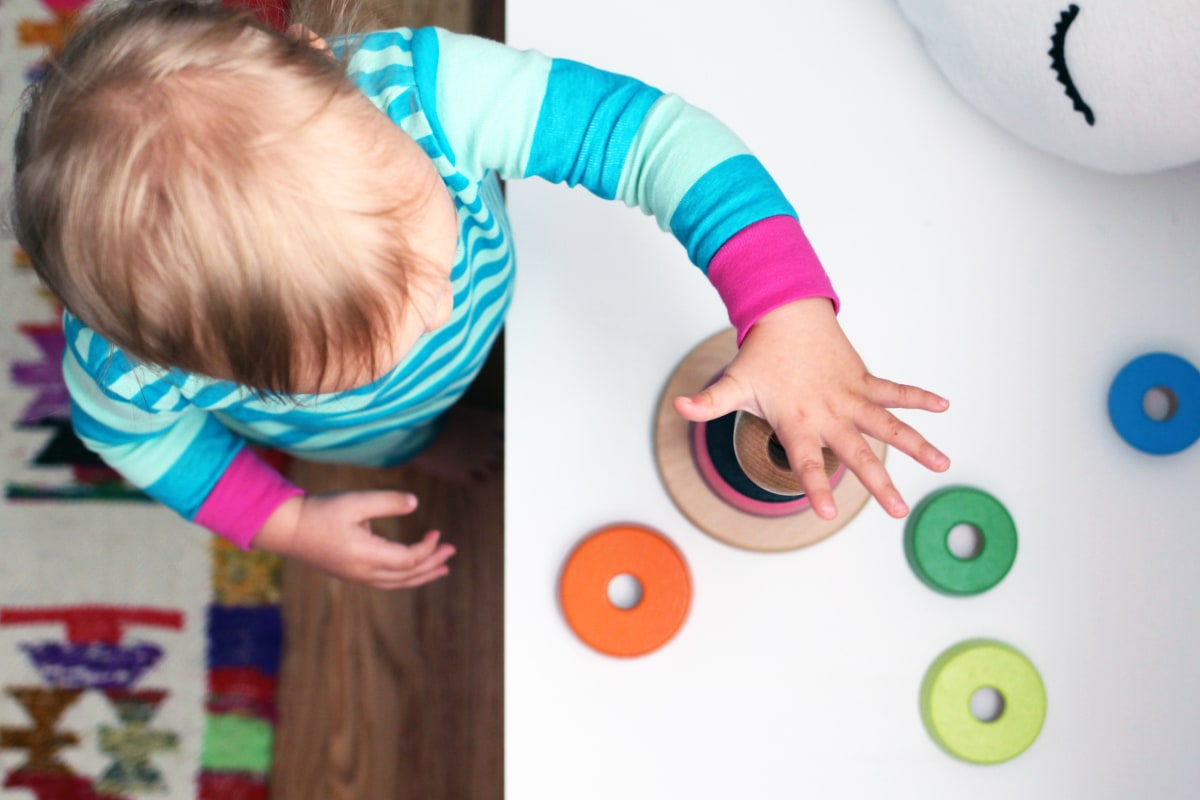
[
  {"x1": 559, "y1": 525, "x2": 691, "y2": 658},
  {"x1": 655, "y1": 329, "x2": 883, "y2": 552},
  {"x1": 732, "y1": 411, "x2": 839, "y2": 495}
]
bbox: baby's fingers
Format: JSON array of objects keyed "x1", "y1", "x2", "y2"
[
  {"x1": 865, "y1": 376, "x2": 950, "y2": 413},
  {"x1": 674, "y1": 371, "x2": 751, "y2": 423},
  {"x1": 375, "y1": 566, "x2": 451, "y2": 591},
  {"x1": 352, "y1": 490, "x2": 420, "y2": 521},
  {"x1": 823, "y1": 426, "x2": 909, "y2": 518},
  {"x1": 360, "y1": 533, "x2": 456, "y2": 590},
  {"x1": 372, "y1": 549, "x2": 454, "y2": 590},
  {"x1": 858, "y1": 405, "x2": 950, "y2": 473},
  {"x1": 771, "y1": 426, "x2": 838, "y2": 520},
  {"x1": 365, "y1": 530, "x2": 454, "y2": 572},
  {"x1": 379, "y1": 536, "x2": 456, "y2": 589}
]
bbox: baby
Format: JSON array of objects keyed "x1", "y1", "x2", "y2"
[{"x1": 12, "y1": 0, "x2": 950, "y2": 589}]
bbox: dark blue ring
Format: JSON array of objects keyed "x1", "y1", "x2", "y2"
[{"x1": 703, "y1": 411, "x2": 801, "y2": 503}]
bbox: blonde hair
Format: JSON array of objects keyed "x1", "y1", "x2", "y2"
[{"x1": 12, "y1": 0, "x2": 427, "y2": 394}]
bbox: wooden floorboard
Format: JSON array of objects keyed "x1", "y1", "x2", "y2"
[{"x1": 271, "y1": 459, "x2": 503, "y2": 800}]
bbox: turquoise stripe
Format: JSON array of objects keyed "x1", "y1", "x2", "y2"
[
  {"x1": 68, "y1": 315, "x2": 189, "y2": 414},
  {"x1": 412, "y1": 28, "x2": 456, "y2": 166},
  {"x1": 69, "y1": 330, "x2": 167, "y2": 412},
  {"x1": 458, "y1": 187, "x2": 485, "y2": 214},
  {"x1": 439, "y1": 168, "x2": 471, "y2": 193},
  {"x1": 305, "y1": 413, "x2": 441, "y2": 451},
  {"x1": 355, "y1": 64, "x2": 416, "y2": 97},
  {"x1": 525, "y1": 59, "x2": 662, "y2": 200},
  {"x1": 381, "y1": 91, "x2": 418, "y2": 124},
  {"x1": 384, "y1": 97, "x2": 419, "y2": 122},
  {"x1": 385, "y1": 328, "x2": 473, "y2": 401},
  {"x1": 191, "y1": 382, "x2": 243, "y2": 406},
  {"x1": 145, "y1": 416, "x2": 242, "y2": 518},
  {"x1": 377, "y1": 259, "x2": 511, "y2": 398},
  {"x1": 464, "y1": 228, "x2": 507, "y2": 266},
  {"x1": 354, "y1": 30, "x2": 413, "y2": 54},
  {"x1": 376, "y1": 316, "x2": 496, "y2": 408},
  {"x1": 85, "y1": 328, "x2": 115, "y2": 373},
  {"x1": 669, "y1": 154, "x2": 796, "y2": 270},
  {"x1": 130, "y1": 377, "x2": 174, "y2": 410},
  {"x1": 69, "y1": 399, "x2": 161, "y2": 446}
]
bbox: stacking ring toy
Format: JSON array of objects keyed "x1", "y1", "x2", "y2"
[
  {"x1": 920, "y1": 639, "x2": 1047, "y2": 764},
  {"x1": 1108, "y1": 352, "x2": 1200, "y2": 455},
  {"x1": 691, "y1": 410, "x2": 833, "y2": 518},
  {"x1": 559, "y1": 525, "x2": 691, "y2": 658},
  {"x1": 731, "y1": 411, "x2": 838, "y2": 496},
  {"x1": 905, "y1": 486, "x2": 1017, "y2": 596},
  {"x1": 655, "y1": 329, "x2": 883, "y2": 552}
]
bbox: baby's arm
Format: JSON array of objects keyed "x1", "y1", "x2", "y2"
[
  {"x1": 419, "y1": 30, "x2": 948, "y2": 515},
  {"x1": 192, "y1": 450, "x2": 451, "y2": 587},
  {"x1": 63, "y1": 317, "x2": 451, "y2": 588},
  {"x1": 674, "y1": 217, "x2": 949, "y2": 518}
]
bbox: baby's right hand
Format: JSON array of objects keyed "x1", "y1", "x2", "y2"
[{"x1": 254, "y1": 491, "x2": 455, "y2": 590}]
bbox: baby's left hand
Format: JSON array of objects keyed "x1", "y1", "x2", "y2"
[{"x1": 673, "y1": 297, "x2": 950, "y2": 520}]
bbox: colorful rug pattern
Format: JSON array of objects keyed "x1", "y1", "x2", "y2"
[{"x1": 1, "y1": 1, "x2": 288, "y2": 797}]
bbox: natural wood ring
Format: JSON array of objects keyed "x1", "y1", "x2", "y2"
[{"x1": 732, "y1": 410, "x2": 838, "y2": 495}]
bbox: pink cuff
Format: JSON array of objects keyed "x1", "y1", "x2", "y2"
[
  {"x1": 707, "y1": 215, "x2": 839, "y2": 345},
  {"x1": 194, "y1": 448, "x2": 305, "y2": 551}
]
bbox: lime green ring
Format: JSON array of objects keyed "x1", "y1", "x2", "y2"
[
  {"x1": 920, "y1": 639, "x2": 1047, "y2": 764},
  {"x1": 904, "y1": 486, "x2": 1017, "y2": 596}
]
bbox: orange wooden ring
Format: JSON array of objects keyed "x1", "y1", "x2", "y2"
[{"x1": 559, "y1": 525, "x2": 692, "y2": 658}]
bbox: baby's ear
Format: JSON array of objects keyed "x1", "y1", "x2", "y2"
[{"x1": 286, "y1": 23, "x2": 331, "y2": 56}]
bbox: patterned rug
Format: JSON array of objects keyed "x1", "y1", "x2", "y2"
[{"x1": 0, "y1": 1, "x2": 287, "y2": 797}]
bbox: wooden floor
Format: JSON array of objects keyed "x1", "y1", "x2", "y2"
[
  {"x1": 272, "y1": 338, "x2": 505, "y2": 800},
  {"x1": 271, "y1": 455, "x2": 503, "y2": 799}
]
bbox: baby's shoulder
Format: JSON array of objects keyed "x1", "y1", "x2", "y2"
[{"x1": 61, "y1": 312, "x2": 223, "y2": 410}]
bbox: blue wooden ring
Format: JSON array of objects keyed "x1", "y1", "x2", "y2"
[{"x1": 1108, "y1": 352, "x2": 1200, "y2": 455}]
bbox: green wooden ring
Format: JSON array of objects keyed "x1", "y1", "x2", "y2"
[
  {"x1": 920, "y1": 639, "x2": 1047, "y2": 764},
  {"x1": 904, "y1": 486, "x2": 1017, "y2": 596}
]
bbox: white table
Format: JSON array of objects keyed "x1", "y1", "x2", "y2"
[{"x1": 505, "y1": 1, "x2": 1200, "y2": 796}]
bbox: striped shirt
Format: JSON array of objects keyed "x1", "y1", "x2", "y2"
[{"x1": 64, "y1": 27, "x2": 834, "y2": 545}]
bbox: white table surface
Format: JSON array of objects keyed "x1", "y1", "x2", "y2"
[{"x1": 503, "y1": 1, "x2": 1200, "y2": 797}]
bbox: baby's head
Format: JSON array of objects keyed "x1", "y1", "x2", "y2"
[{"x1": 13, "y1": 0, "x2": 457, "y2": 394}]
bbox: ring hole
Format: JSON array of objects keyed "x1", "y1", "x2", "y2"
[
  {"x1": 1143, "y1": 386, "x2": 1179, "y2": 422},
  {"x1": 947, "y1": 523, "x2": 984, "y2": 560},
  {"x1": 607, "y1": 574, "x2": 643, "y2": 610},
  {"x1": 767, "y1": 434, "x2": 791, "y2": 472},
  {"x1": 970, "y1": 687, "x2": 1006, "y2": 723}
]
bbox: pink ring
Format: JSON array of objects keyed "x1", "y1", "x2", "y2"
[{"x1": 691, "y1": 418, "x2": 845, "y2": 518}]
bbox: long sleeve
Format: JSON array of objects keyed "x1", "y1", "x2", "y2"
[
  {"x1": 402, "y1": 28, "x2": 838, "y2": 335},
  {"x1": 62, "y1": 313, "x2": 300, "y2": 547}
]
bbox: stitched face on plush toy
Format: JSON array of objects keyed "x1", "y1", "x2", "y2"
[{"x1": 898, "y1": 0, "x2": 1200, "y2": 173}]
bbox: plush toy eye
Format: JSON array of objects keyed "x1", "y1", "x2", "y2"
[{"x1": 1049, "y1": 4, "x2": 1095, "y2": 126}]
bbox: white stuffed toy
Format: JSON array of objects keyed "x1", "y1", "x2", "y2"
[{"x1": 897, "y1": 0, "x2": 1200, "y2": 173}]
